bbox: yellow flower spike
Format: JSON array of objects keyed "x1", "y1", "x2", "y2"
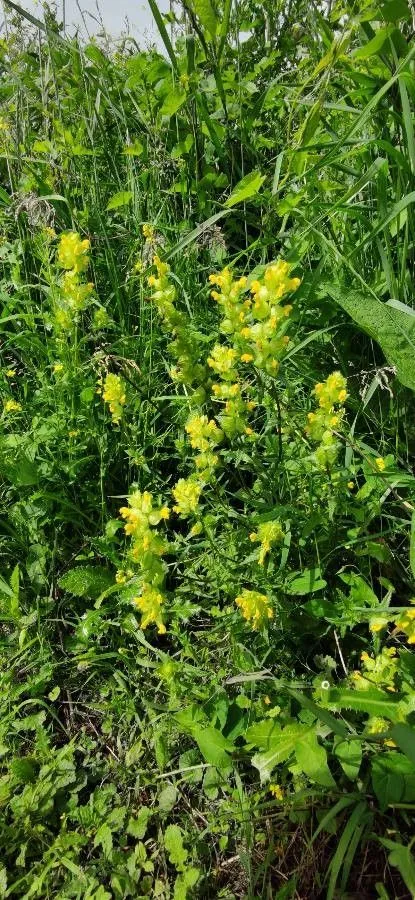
[
  {"x1": 347, "y1": 481, "x2": 355, "y2": 490},
  {"x1": 3, "y1": 399, "x2": 21, "y2": 413},
  {"x1": 5, "y1": 369, "x2": 16, "y2": 377},
  {"x1": 172, "y1": 478, "x2": 202, "y2": 517},
  {"x1": 160, "y1": 506, "x2": 170, "y2": 520},
  {"x1": 53, "y1": 363, "x2": 64, "y2": 374},
  {"x1": 101, "y1": 373, "x2": 126, "y2": 424},
  {"x1": 240, "y1": 353, "x2": 254, "y2": 363},
  {"x1": 57, "y1": 231, "x2": 90, "y2": 274},
  {"x1": 375, "y1": 457, "x2": 386, "y2": 472},
  {"x1": 133, "y1": 585, "x2": 166, "y2": 634},
  {"x1": 369, "y1": 617, "x2": 389, "y2": 634},
  {"x1": 235, "y1": 589, "x2": 273, "y2": 630}
]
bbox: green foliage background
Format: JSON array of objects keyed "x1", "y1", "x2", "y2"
[{"x1": 1, "y1": 0, "x2": 415, "y2": 897}]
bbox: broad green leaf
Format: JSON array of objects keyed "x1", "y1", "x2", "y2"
[
  {"x1": 380, "y1": 839, "x2": 415, "y2": 895},
  {"x1": 106, "y1": 191, "x2": 133, "y2": 211},
  {"x1": 164, "y1": 824, "x2": 188, "y2": 869},
  {"x1": 161, "y1": 88, "x2": 187, "y2": 117},
  {"x1": 192, "y1": 0, "x2": 217, "y2": 39},
  {"x1": 127, "y1": 807, "x2": 151, "y2": 839},
  {"x1": 322, "y1": 282, "x2": 415, "y2": 392},
  {"x1": 245, "y1": 719, "x2": 281, "y2": 749},
  {"x1": 354, "y1": 25, "x2": 394, "y2": 58},
  {"x1": 158, "y1": 783, "x2": 177, "y2": 813},
  {"x1": 193, "y1": 726, "x2": 234, "y2": 769},
  {"x1": 58, "y1": 566, "x2": 114, "y2": 599},
  {"x1": 286, "y1": 567, "x2": 327, "y2": 595},
  {"x1": 252, "y1": 724, "x2": 307, "y2": 783},
  {"x1": 225, "y1": 170, "x2": 266, "y2": 208},
  {"x1": 296, "y1": 731, "x2": 336, "y2": 787},
  {"x1": 391, "y1": 724, "x2": 415, "y2": 766},
  {"x1": 93, "y1": 823, "x2": 112, "y2": 858},
  {"x1": 173, "y1": 867, "x2": 200, "y2": 900},
  {"x1": 334, "y1": 738, "x2": 362, "y2": 780}
]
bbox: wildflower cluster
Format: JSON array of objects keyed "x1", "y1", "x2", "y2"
[
  {"x1": 250, "y1": 520, "x2": 284, "y2": 566},
  {"x1": 306, "y1": 371, "x2": 347, "y2": 468},
  {"x1": 55, "y1": 231, "x2": 93, "y2": 330},
  {"x1": 148, "y1": 256, "x2": 205, "y2": 390},
  {"x1": 98, "y1": 373, "x2": 126, "y2": 424},
  {"x1": 208, "y1": 261, "x2": 299, "y2": 436},
  {"x1": 235, "y1": 589, "x2": 273, "y2": 630},
  {"x1": 119, "y1": 490, "x2": 170, "y2": 633}
]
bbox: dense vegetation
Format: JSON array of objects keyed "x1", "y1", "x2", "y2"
[{"x1": 1, "y1": 0, "x2": 415, "y2": 896}]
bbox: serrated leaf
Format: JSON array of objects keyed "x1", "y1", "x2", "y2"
[
  {"x1": 106, "y1": 191, "x2": 133, "y2": 211},
  {"x1": 225, "y1": 170, "x2": 265, "y2": 207},
  {"x1": 252, "y1": 724, "x2": 307, "y2": 783},
  {"x1": 93, "y1": 823, "x2": 113, "y2": 858},
  {"x1": 58, "y1": 566, "x2": 113, "y2": 599},
  {"x1": 322, "y1": 282, "x2": 415, "y2": 392},
  {"x1": 164, "y1": 824, "x2": 188, "y2": 869},
  {"x1": 325, "y1": 688, "x2": 403, "y2": 721}
]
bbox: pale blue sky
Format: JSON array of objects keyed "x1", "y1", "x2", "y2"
[{"x1": 5, "y1": 0, "x2": 171, "y2": 42}]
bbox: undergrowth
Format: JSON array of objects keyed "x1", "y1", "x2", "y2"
[{"x1": 1, "y1": 0, "x2": 415, "y2": 897}]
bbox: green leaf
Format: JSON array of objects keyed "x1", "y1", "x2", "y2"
[
  {"x1": 192, "y1": 0, "x2": 217, "y2": 38},
  {"x1": 334, "y1": 738, "x2": 362, "y2": 780},
  {"x1": 379, "y1": 839, "x2": 415, "y2": 895},
  {"x1": 224, "y1": 170, "x2": 266, "y2": 208},
  {"x1": 58, "y1": 566, "x2": 114, "y2": 599},
  {"x1": 390, "y1": 724, "x2": 415, "y2": 766},
  {"x1": 324, "y1": 688, "x2": 403, "y2": 722},
  {"x1": 158, "y1": 783, "x2": 177, "y2": 812},
  {"x1": 286, "y1": 568, "x2": 327, "y2": 595},
  {"x1": 173, "y1": 867, "x2": 200, "y2": 900},
  {"x1": 322, "y1": 282, "x2": 415, "y2": 392},
  {"x1": 295, "y1": 730, "x2": 336, "y2": 787},
  {"x1": 161, "y1": 87, "x2": 187, "y2": 117},
  {"x1": 127, "y1": 806, "x2": 151, "y2": 839},
  {"x1": 164, "y1": 824, "x2": 188, "y2": 870},
  {"x1": 372, "y1": 753, "x2": 415, "y2": 808},
  {"x1": 193, "y1": 725, "x2": 234, "y2": 769},
  {"x1": 354, "y1": 25, "x2": 394, "y2": 58},
  {"x1": 251, "y1": 724, "x2": 307, "y2": 783},
  {"x1": 93, "y1": 823, "x2": 113, "y2": 858},
  {"x1": 106, "y1": 191, "x2": 133, "y2": 211}
]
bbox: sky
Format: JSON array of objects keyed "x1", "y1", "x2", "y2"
[{"x1": 3, "y1": 0, "x2": 171, "y2": 43}]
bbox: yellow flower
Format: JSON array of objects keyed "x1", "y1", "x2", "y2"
[
  {"x1": 172, "y1": 478, "x2": 202, "y2": 517},
  {"x1": 4, "y1": 399, "x2": 21, "y2": 413},
  {"x1": 142, "y1": 223, "x2": 155, "y2": 242},
  {"x1": 5, "y1": 369, "x2": 16, "y2": 377},
  {"x1": 314, "y1": 372, "x2": 347, "y2": 410},
  {"x1": 240, "y1": 353, "x2": 254, "y2": 363},
  {"x1": 185, "y1": 414, "x2": 222, "y2": 451},
  {"x1": 57, "y1": 231, "x2": 90, "y2": 274},
  {"x1": 269, "y1": 784, "x2": 284, "y2": 801},
  {"x1": 53, "y1": 363, "x2": 64, "y2": 374},
  {"x1": 369, "y1": 617, "x2": 389, "y2": 634},
  {"x1": 396, "y1": 607, "x2": 415, "y2": 644},
  {"x1": 207, "y1": 344, "x2": 237, "y2": 378},
  {"x1": 347, "y1": 481, "x2": 354, "y2": 490},
  {"x1": 235, "y1": 589, "x2": 273, "y2": 629},
  {"x1": 250, "y1": 521, "x2": 283, "y2": 565},
  {"x1": 374, "y1": 457, "x2": 386, "y2": 472},
  {"x1": 133, "y1": 584, "x2": 166, "y2": 634},
  {"x1": 101, "y1": 373, "x2": 126, "y2": 424}
]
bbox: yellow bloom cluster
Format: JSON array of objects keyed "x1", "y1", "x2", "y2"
[
  {"x1": 210, "y1": 261, "x2": 298, "y2": 377},
  {"x1": 3, "y1": 399, "x2": 21, "y2": 413},
  {"x1": 185, "y1": 414, "x2": 222, "y2": 479},
  {"x1": 55, "y1": 232, "x2": 93, "y2": 330},
  {"x1": 207, "y1": 344, "x2": 238, "y2": 379},
  {"x1": 120, "y1": 490, "x2": 170, "y2": 631},
  {"x1": 396, "y1": 607, "x2": 415, "y2": 644},
  {"x1": 359, "y1": 646, "x2": 398, "y2": 689},
  {"x1": 306, "y1": 372, "x2": 347, "y2": 468},
  {"x1": 58, "y1": 231, "x2": 90, "y2": 274},
  {"x1": 142, "y1": 223, "x2": 155, "y2": 243},
  {"x1": 172, "y1": 478, "x2": 202, "y2": 517},
  {"x1": 235, "y1": 589, "x2": 273, "y2": 629},
  {"x1": 100, "y1": 373, "x2": 126, "y2": 424},
  {"x1": 133, "y1": 584, "x2": 166, "y2": 635},
  {"x1": 250, "y1": 520, "x2": 284, "y2": 566}
]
